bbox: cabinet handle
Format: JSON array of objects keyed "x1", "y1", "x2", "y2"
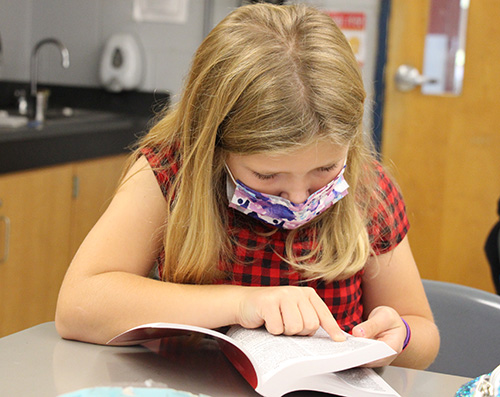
[{"x1": 0, "y1": 215, "x2": 11, "y2": 264}]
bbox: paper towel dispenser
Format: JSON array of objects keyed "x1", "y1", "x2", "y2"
[{"x1": 99, "y1": 33, "x2": 144, "y2": 92}]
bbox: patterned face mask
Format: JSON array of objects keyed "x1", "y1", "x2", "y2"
[{"x1": 225, "y1": 162, "x2": 349, "y2": 229}]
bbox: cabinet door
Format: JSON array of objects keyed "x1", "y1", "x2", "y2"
[
  {"x1": 69, "y1": 155, "x2": 128, "y2": 257},
  {"x1": 0, "y1": 165, "x2": 73, "y2": 337}
]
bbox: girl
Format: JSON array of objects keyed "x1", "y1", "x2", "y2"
[{"x1": 56, "y1": 4, "x2": 439, "y2": 369}]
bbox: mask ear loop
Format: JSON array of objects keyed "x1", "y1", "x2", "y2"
[
  {"x1": 341, "y1": 153, "x2": 348, "y2": 170},
  {"x1": 224, "y1": 163, "x2": 238, "y2": 185},
  {"x1": 224, "y1": 163, "x2": 238, "y2": 202}
]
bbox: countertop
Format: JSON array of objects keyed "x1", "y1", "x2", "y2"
[{"x1": 0, "y1": 81, "x2": 169, "y2": 174}]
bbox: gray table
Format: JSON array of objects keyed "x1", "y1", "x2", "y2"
[{"x1": 0, "y1": 322, "x2": 471, "y2": 396}]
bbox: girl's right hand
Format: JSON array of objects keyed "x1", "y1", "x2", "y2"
[{"x1": 236, "y1": 286, "x2": 346, "y2": 341}]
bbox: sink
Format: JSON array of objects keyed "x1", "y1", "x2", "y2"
[
  {"x1": 0, "y1": 107, "x2": 120, "y2": 130},
  {"x1": 0, "y1": 111, "x2": 28, "y2": 128},
  {"x1": 45, "y1": 107, "x2": 82, "y2": 119},
  {"x1": 43, "y1": 107, "x2": 119, "y2": 124}
]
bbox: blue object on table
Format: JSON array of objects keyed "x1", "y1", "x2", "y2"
[{"x1": 455, "y1": 364, "x2": 500, "y2": 396}]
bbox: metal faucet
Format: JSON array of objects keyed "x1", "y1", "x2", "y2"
[{"x1": 30, "y1": 38, "x2": 70, "y2": 120}]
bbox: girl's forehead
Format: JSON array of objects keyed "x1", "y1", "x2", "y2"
[{"x1": 244, "y1": 141, "x2": 347, "y2": 158}]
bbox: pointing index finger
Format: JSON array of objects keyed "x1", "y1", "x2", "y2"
[{"x1": 310, "y1": 293, "x2": 346, "y2": 342}]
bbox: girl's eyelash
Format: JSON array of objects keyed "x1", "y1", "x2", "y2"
[
  {"x1": 319, "y1": 164, "x2": 337, "y2": 172},
  {"x1": 253, "y1": 172, "x2": 276, "y2": 180}
]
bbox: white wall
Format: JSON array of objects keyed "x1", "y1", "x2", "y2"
[
  {"x1": 0, "y1": 0, "x2": 240, "y2": 97},
  {"x1": 0, "y1": 0, "x2": 33, "y2": 81}
]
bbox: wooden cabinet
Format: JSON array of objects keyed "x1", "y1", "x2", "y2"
[
  {"x1": 69, "y1": 155, "x2": 128, "y2": 258},
  {"x1": 0, "y1": 155, "x2": 127, "y2": 337},
  {"x1": 0, "y1": 165, "x2": 73, "y2": 337}
]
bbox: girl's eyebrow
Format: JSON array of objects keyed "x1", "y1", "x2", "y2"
[
  {"x1": 308, "y1": 157, "x2": 345, "y2": 172},
  {"x1": 315, "y1": 160, "x2": 339, "y2": 170}
]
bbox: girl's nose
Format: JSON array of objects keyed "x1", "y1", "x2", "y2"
[{"x1": 280, "y1": 187, "x2": 311, "y2": 205}]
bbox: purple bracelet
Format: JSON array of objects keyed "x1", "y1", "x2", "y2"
[{"x1": 401, "y1": 318, "x2": 411, "y2": 351}]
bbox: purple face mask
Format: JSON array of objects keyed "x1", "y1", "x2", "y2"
[{"x1": 226, "y1": 163, "x2": 349, "y2": 229}]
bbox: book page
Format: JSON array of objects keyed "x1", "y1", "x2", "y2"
[
  {"x1": 291, "y1": 368, "x2": 400, "y2": 397},
  {"x1": 226, "y1": 326, "x2": 394, "y2": 381},
  {"x1": 335, "y1": 367, "x2": 396, "y2": 393}
]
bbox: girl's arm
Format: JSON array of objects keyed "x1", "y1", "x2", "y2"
[
  {"x1": 353, "y1": 236, "x2": 440, "y2": 369},
  {"x1": 55, "y1": 157, "x2": 344, "y2": 344}
]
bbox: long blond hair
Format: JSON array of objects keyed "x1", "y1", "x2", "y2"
[{"x1": 134, "y1": 4, "x2": 380, "y2": 284}]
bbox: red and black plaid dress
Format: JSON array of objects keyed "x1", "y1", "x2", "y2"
[{"x1": 142, "y1": 146, "x2": 409, "y2": 332}]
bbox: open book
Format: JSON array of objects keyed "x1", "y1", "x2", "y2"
[{"x1": 108, "y1": 323, "x2": 400, "y2": 397}]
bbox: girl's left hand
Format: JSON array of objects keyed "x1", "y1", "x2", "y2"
[{"x1": 351, "y1": 306, "x2": 407, "y2": 367}]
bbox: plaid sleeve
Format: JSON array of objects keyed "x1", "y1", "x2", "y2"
[
  {"x1": 141, "y1": 145, "x2": 180, "y2": 199},
  {"x1": 368, "y1": 164, "x2": 409, "y2": 255}
]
